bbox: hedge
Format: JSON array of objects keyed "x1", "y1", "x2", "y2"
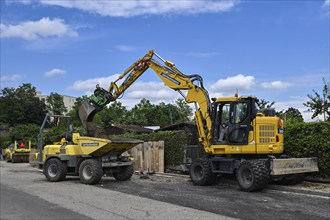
[
  {"x1": 284, "y1": 121, "x2": 330, "y2": 178},
  {"x1": 115, "y1": 130, "x2": 190, "y2": 166}
]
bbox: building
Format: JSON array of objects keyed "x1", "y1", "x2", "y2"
[{"x1": 36, "y1": 91, "x2": 76, "y2": 114}]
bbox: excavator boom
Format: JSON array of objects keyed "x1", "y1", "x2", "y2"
[{"x1": 79, "y1": 50, "x2": 213, "y2": 149}]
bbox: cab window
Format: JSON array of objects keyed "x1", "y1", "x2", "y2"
[{"x1": 231, "y1": 102, "x2": 248, "y2": 124}]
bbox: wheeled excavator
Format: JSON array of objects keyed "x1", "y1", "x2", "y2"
[{"x1": 77, "y1": 50, "x2": 318, "y2": 191}]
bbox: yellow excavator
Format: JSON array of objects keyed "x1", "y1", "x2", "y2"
[{"x1": 79, "y1": 50, "x2": 318, "y2": 191}]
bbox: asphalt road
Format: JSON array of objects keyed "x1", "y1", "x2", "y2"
[
  {"x1": 1, "y1": 162, "x2": 329, "y2": 220},
  {"x1": 0, "y1": 162, "x2": 232, "y2": 220},
  {"x1": 98, "y1": 174, "x2": 330, "y2": 220},
  {"x1": 1, "y1": 184, "x2": 91, "y2": 220}
]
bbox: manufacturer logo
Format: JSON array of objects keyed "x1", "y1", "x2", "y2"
[{"x1": 82, "y1": 143, "x2": 99, "y2": 147}]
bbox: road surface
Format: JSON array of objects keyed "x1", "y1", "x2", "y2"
[
  {"x1": 1, "y1": 161, "x2": 329, "y2": 219},
  {"x1": 0, "y1": 161, "x2": 234, "y2": 219}
]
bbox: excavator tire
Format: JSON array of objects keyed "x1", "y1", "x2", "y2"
[
  {"x1": 113, "y1": 165, "x2": 134, "y2": 181},
  {"x1": 190, "y1": 158, "x2": 216, "y2": 186},
  {"x1": 236, "y1": 160, "x2": 270, "y2": 192},
  {"x1": 44, "y1": 158, "x2": 67, "y2": 182},
  {"x1": 79, "y1": 159, "x2": 103, "y2": 185}
]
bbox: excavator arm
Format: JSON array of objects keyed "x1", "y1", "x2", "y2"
[{"x1": 79, "y1": 50, "x2": 213, "y2": 150}]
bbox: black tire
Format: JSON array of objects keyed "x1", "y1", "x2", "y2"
[
  {"x1": 44, "y1": 158, "x2": 67, "y2": 182},
  {"x1": 278, "y1": 174, "x2": 305, "y2": 185},
  {"x1": 190, "y1": 158, "x2": 216, "y2": 186},
  {"x1": 236, "y1": 160, "x2": 270, "y2": 192},
  {"x1": 113, "y1": 165, "x2": 134, "y2": 181},
  {"x1": 79, "y1": 159, "x2": 103, "y2": 185}
]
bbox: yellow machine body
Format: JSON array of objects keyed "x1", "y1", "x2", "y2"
[
  {"x1": 74, "y1": 49, "x2": 318, "y2": 191},
  {"x1": 5, "y1": 141, "x2": 31, "y2": 163},
  {"x1": 42, "y1": 133, "x2": 141, "y2": 162}
]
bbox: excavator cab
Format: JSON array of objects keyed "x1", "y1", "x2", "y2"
[{"x1": 212, "y1": 96, "x2": 257, "y2": 145}]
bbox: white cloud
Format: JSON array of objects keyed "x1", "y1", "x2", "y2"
[
  {"x1": 0, "y1": 74, "x2": 22, "y2": 81},
  {"x1": 323, "y1": 0, "x2": 330, "y2": 7},
  {"x1": 125, "y1": 81, "x2": 179, "y2": 100},
  {"x1": 115, "y1": 45, "x2": 136, "y2": 52},
  {"x1": 261, "y1": 81, "x2": 292, "y2": 90},
  {"x1": 18, "y1": 0, "x2": 240, "y2": 17},
  {"x1": 69, "y1": 74, "x2": 121, "y2": 92},
  {"x1": 44, "y1": 68, "x2": 66, "y2": 77},
  {"x1": 69, "y1": 76, "x2": 181, "y2": 108},
  {"x1": 210, "y1": 74, "x2": 255, "y2": 92},
  {"x1": 0, "y1": 17, "x2": 77, "y2": 40}
]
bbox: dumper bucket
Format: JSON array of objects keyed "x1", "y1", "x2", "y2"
[
  {"x1": 76, "y1": 135, "x2": 143, "y2": 157},
  {"x1": 79, "y1": 101, "x2": 98, "y2": 129}
]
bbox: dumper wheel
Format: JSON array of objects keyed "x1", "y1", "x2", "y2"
[
  {"x1": 113, "y1": 165, "x2": 134, "y2": 181},
  {"x1": 190, "y1": 158, "x2": 216, "y2": 186},
  {"x1": 44, "y1": 158, "x2": 67, "y2": 182},
  {"x1": 79, "y1": 159, "x2": 103, "y2": 185},
  {"x1": 236, "y1": 160, "x2": 270, "y2": 192}
]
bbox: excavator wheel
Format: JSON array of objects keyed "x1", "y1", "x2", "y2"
[
  {"x1": 44, "y1": 158, "x2": 67, "y2": 182},
  {"x1": 113, "y1": 165, "x2": 134, "y2": 181},
  {"x1": 79, "y1": 159, "x2": 103, "y2": 185},
  {"x1": 236, "y1": 160, "x2": 270, "y2": 192},
  {"x1": 190, "y1": 158, "x2": 216, "y2": 186}
]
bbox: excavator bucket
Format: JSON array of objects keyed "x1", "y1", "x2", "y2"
[{"x1": 78, "y1": 101, "x2": 98, "y2": 129}]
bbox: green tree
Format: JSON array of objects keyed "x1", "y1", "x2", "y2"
[
  {"x1": 256, "y1": 99, "x2": 275, "y2": 109},
  {"x1": 46, "y1": 92, "x2": 67, "y2": 115},
  {"x1": 303, "y1": 78, "x2": 330, "y2": 121},
  {"x1": 129, "y1": 99, "x2": 156, "y2": 126},
  {"x1": 9, "y1": 124, "x2": 40, "y2": 146},
  {"x1": 95, "y1": 101, "x2": 129, "y2": 126},
  {"x1": 175, "y1": 98, "x2": 193, "y2": 122},
  {"x1": 283, "y1": 107, "x2": 304, "y2": 123},
  {"x1": 67, "y1": 96, "x2": 89, "y2": 127},
  {"x1": 0, "y1": 83, "x2": 48, "y2": 126}
]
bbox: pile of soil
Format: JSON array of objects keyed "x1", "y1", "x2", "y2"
[{"x1": 86, "y1": 122, "x2": 108, "y2": 139}]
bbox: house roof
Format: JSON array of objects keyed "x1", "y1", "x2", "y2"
[
  {"x1": 156, "y1": 122, "x2": 196, "y2": 131},
  {"x1": 109, "y1": 124, "x2": 153, "y2": 133}
]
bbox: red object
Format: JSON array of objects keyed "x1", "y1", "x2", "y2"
[{"x1": 19, "y1": 141, "x2": 25, "y2": 148}]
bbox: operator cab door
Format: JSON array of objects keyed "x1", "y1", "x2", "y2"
[{"x1": 227, "y1": 102, "x2": 252, "y2": 144}]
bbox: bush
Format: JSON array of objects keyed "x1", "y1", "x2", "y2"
[
  {"x1": 284, "y1": 121, "x2": 330, "y2": 178},
  {"x1": 116, "y1": 130, "x2": 190, "y2": 165}
]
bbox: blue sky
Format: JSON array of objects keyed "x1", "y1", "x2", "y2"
[{"x1": 1, "y1": 0, "x2": 329, "y2": 121}]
